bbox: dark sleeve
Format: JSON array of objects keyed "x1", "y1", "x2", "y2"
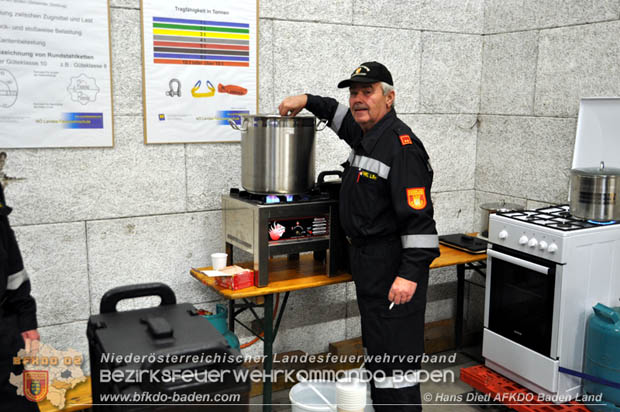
[
  {"x1": 305, "y1": 94, "x2": 362, "y2": 147},
  {"x1": 5, "y1": 278, "x2": 38, "y2": 332},
  {"x1": 0, "y1": 187, "x2": 37, "y2": 332},
  {"x1": 389, "y1": 144, "x2": 440, "y2": 283}
]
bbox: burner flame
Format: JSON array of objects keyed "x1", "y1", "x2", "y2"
[
  {"x1": 286, "y1": 195, "x2": 294, "y2": 202},
  {"x1": 266, "y1": 195, "x2": 280, "y2": 204},
  {"x1": 587, "y1": 219, "x2": 617, "y2": 225}
]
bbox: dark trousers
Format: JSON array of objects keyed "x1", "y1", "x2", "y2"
[
  {"x1": 0, "y1": 314, "x2": 39, "y2": 412},
  {"x1": 349, "y1": 237, "x2": 428, "y2": 412}
]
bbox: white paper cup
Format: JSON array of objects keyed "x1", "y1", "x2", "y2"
[
  {"x1": 336, "y1": 378, "x2": 366, "y2": 412},
  {"x1": 211, "y1": 253, "x2": 228, "y2": 270}
]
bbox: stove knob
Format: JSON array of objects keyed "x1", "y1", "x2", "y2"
[
  {"x1": 519, "y1": 235, "x2": 529, "y2": 245},
  {"x1": 498, "y1": 230, "x2": 508, "y2": 240},
  {"x1": 539, "y1": 241, "x2": 548, "y2": 250},
  {"x1": 548, "y1": 243, "x2": 558, "y2": 253},
  {"x1": 528, "y1": 238, "x2": 538, "y2": 248}
]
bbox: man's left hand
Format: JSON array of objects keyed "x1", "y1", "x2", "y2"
[{"x1": 388, "y1": 276, "x2": 417, "y2": 305}]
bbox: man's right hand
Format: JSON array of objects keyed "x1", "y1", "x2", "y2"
[{"x1": 278, "y1": 94, "x2": 308, "y2": 116}]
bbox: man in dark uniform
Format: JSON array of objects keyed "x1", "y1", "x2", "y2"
[
  {"x1": 0, "y1": 169, "x2": 40, "y2": 411},
  {"x1": 279, "y1": 62, "x2": 439, "y2": 411}
]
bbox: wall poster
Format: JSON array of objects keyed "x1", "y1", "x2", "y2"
[
  {"x1": 0, "y1": 0, "x2": 114, "y2": 148},
  {"x1": 141, "y1": 0, "x2": 258, "y2": 144}
]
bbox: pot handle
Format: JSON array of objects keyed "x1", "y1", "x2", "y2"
[
  {"x1": 228, "y1": 118, "x2": 247, "y2": 132},
  {"x1": 318, "y1": 170, "x2": 342, "y2": 183},
  {"x1": 316, "y1": 118, "x2": 328, "y2": 131}
]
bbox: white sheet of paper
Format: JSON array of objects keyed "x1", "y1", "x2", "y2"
[{"x1": 202, "y1": 270, "x2": 229, "y2": 277}]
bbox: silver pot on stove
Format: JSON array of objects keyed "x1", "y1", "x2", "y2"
[
  {"x1": 480, "y1": 201, "x2": 524, "y2": 238},
  {"x1": 569, "y1": 161, "x2": 620, "y2": 221},
  {"x1": 229, "y1": 114, "x2": 327, "y2": 195}
]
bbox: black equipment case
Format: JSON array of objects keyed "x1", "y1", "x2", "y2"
[{"x1": 87, "y1": 283, "x2": 250, "y2": 411}]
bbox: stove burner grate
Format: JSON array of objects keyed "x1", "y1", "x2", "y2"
[{"x1": 496, "y1": 204, "x2": 620, "y2": 231}]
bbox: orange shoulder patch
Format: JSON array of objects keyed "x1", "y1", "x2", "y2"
[
  {"x1": 406, "y1": 187, "x2": 427, "y2": 210},
  {"x1": 399, "y1": 134, "x2": 412, "y2": 146}
]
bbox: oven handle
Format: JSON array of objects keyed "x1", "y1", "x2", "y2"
[{"x1": 487, "y1": 249, "x2": 550, "y2": 275}]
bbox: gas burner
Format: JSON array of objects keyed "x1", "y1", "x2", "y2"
[
  {"x1": 229, "y1": 188, "x2": 332, "y2": 205},
  {"x1": 588, "y1": 220, "x2": 617, "y2": 225},
  {"x1": 265, "y1": 195, "x2": 295, "y2": 204},
  {"x1": 549, "y1": 222, "x2": 578, "y2": 230}
]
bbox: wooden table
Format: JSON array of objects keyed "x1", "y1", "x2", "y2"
[{"x1": 190, "y1": 243, "x2": 486, "y2": 412}]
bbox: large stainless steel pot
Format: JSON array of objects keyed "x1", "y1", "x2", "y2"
[
  {"x1": 569, "y1": 162, "x2": 620, "y2": 221},
  {"x1": 229, "y1": 114, "x2": 327, "y2": 194}
]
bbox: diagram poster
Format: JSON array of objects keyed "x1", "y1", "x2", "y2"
[
  {"x1": 141, "y1": 0, "x2": 258, "y2": 143},
  {"x1": 0, "y1": 0, "x2": 113, "y2": 148}
]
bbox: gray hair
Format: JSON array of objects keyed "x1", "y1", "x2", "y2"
[{"x1": 380, "y1": 82, "x2": 395, "y2": 108}]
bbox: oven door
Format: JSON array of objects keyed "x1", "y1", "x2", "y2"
[{"x1": 484, "y1": 245, "x2": 559, "y2": 358}]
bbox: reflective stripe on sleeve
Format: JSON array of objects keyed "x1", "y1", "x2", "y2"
[
  {"x1": 6, "y1": 268, "x2": 29, "y2": 290},
  {"x1": 351, "y1": 155, "x2": 390, "y2": 180},
  {"x1": 330, "y1": 104, "x2": 349, "y2": 134},
  {"x1": 347, "y1": 149, "x2": 356, "y2": 164},
  {"x1": 401, "y1": 234, "x2": 439, "y2": 249},
  {"x1": 373, "y1": 370, "x2": 419, "y2": 389}
]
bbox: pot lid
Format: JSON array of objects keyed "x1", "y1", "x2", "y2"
[
  {"x1": 240, "y1": 113, "x2": 315, "y2": 119},
  {"x1": 573, "y1": 98, "x2": 620, "y2": 170},
  {"x1": 480, "y1": 201, "x2": 524, "y2": 212},
  {"x1": 572, "y1": 163, "x2": 620, "y2": 176}
]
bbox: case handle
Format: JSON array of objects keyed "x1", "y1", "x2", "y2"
[{"x1": 99, "y1": 282, "x2": 176, "y2": 314}]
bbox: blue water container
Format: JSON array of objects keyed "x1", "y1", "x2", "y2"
[
  {"x1": 204, "y1": 303, "x2": 241, "y2": 351},
  {"x1": 583, "y1": 303, "x2": 620, "y2": 411}
]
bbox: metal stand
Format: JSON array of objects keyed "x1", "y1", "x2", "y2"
[{"x1": 228, "y1": 292, "x2": 291, "y2": 412}]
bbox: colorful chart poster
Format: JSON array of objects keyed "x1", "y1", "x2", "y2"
[
  {"x1": 141, "y1": 0, "x2": 258, "y2": 143},
  {"x1": 0, "y1": 0, "x2": 113, "y2": 148}
]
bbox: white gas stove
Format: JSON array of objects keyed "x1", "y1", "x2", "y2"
[
  {"x1": 483, "y1": 206, "x2": 620, "y2": 400},
  {"x1": 482, "y1": 97, "x2": 620, "y2": 402}
]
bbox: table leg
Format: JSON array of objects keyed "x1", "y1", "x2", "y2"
[
  {"x1": 228, "y1": 299, "x2": 235, "y2": 333},
  {"x1": 455, "y1": 264, "x2": 465, "y2": 351},
  {"x1": 263, "y1": 293, "x2": 274, "y2": 412}
]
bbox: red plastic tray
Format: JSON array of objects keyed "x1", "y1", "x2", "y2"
[{"x1": 460, "y1": 365, "x2": 591, "y2": 412}]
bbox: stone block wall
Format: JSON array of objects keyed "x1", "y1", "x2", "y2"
[{"x1": 9, "y1": 0, "x2": 618, "y2": 362}]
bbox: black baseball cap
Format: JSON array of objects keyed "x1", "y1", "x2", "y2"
[{"x1": 337, "y1": 61, "x2": 393, "y2": 88}]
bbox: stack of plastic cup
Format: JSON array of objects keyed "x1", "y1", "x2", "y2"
[{"x1": 336, "y1": 377, "x2": 367, "y2": 412}]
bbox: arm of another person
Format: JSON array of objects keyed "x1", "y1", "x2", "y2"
[
  {"x1": 1, "y1": 188, "x2": 39, "y2": 350},
  {"x1": 387, "y1": 144, "x2": 440, "y2": 305},
  {"x1": 3, "y1": 251, "x2": 39, "y2": 349}
]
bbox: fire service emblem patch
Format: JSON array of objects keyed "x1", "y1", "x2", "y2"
[
  {"x1": 406, "y1": 187, "x2": 427, "y2": 210},
  {"x1": 399, "y1": 134, "x2": 412, "y2": 146},
  {"x1": 23, "y1": 370, "x2": 48, "y2": 402}
]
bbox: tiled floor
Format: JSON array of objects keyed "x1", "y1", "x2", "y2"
[{"x1": 250, "y1": 347, "x2": 509, "y2": 411}]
